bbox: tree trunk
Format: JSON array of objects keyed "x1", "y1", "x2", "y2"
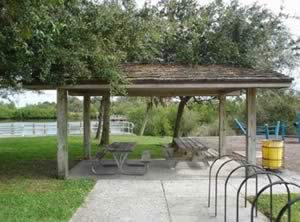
[
  {"x1": 95, "y1": 97, "x2": 104, "y2": 140},
  {"x1": 139, "y1": 102, "x2": 152, "y2": 136},
  {"x1": 100, "y1": 95, "x2": 111, "y2": 146},
  {"x1": 172, "y1": 96, "x2": 191, "y2": 146}
]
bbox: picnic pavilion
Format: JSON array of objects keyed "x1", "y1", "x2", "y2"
[{"x1": 26, "y1": 64, "x2": 293, "y2": 178}]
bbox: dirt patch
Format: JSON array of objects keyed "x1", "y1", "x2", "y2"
[{"x1": 198, "y1": 136, "x2": 300, "y2": 173}]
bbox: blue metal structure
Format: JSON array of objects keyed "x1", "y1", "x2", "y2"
[{"x1": 234, "y1": 119, "x2": 281, "y2": 139}]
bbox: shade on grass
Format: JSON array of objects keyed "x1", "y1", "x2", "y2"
[
  {"x1": 0, "y1": 135, "x2": 170, "y2": 161},
  {"x1": 0, "y1": 135, "x2": 171, "y2": 222},
  {"x1": 249, "y1": 193, "x2": 300, "y2": 222}
]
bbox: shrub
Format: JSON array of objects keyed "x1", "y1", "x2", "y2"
[
  {"x1": 14, "y1": 104, "x2": 56, "y2": 120},
  {"x1": 180, "y1": 110, "x2": 202, "y2": 136},
  {"x1": 0, "y1": 104, "x2": 16, "y2": 119},
  {"x1": 144, "y1": 107, "x2": 174, "y2": 136}
]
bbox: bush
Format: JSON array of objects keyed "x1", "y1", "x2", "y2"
[
  {"x1": 144, "y1": 107, "x2": 174, "y2": 136},
  {"x1": 14, "y1": 105, "x2": 56, "y2": 120},
  {"x1": 0, "y1": 103, "x2": 16, "y2": 119},
  {"x1": 180, "y1": 110, "x2": 202, "y2": 136},
  {"x1": 126, "y1": 106, "x2": 147, "y2": 135},
  {"x1": 256, "y1": 89, "x2": 300, "y2": 134}
]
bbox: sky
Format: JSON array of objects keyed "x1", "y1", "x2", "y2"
[{"x1": 2, "y1": 0, "x2": 300, "y2": 107}]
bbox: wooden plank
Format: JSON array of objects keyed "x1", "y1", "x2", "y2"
[
  {"x1": 186, "y1": 138, "x2": 205, "y2": 150},
  {"x1": 246, "y1": 88, "x2": 257, "y2": 165},
  {"x1": 174, "y1": 138, "x2": 189, "y2": 150},
  {"x1": 107, "y1": 142, "x2": 136, "y2": 151},
  {"x1": 182, "y1": 138, "x2": 195, "y2": 149},
  {"x1": 193, "y1": 138, "x2": 208, "y2": 150},
  {"x1": 26, "y1": 82, "x2": 292, "y2": 91},
  {"x1": 219, "y1": 95, "x2": 227, "y2": 157},
  {"x1": 68, "y1": 89, "x2": 242, "y2": 97},
  {"x1": 57, "y1": 89, "x2": 69, "y2": 178},
  {"x1": 177, "y1": 138, "x2": 194, "y2": 150},
  {"x1": 175, "y1": 137, "x2": 214, "y2": 160},
  {"x1": 174, "y1": 137, "x2": 207, "y2": 151},
  {"x1": 83, "y1": 96, "x2": 91, "y2": 159}
]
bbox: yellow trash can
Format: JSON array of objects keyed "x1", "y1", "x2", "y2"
[{"x1": 262, "y1": 140, "x2": 284, "y2": 170}]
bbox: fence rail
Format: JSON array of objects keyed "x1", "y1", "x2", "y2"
[{"x1": 0, "y1": 121, "x2": 134, "y2": 137}]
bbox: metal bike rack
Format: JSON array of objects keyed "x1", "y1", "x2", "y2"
[
  {"x1": 208, "y1": 156, "x2": 300, "y2": 222},
  {"x1": 223, "y1": 164, "x2": 265, "y2": 222},
  {"x1": 236, "y1": 171, "x2": 285, "y2": 222},
  {"x1": 250, "y1": 181, "x2": 300, "y2": 222},
  {"x1": 208, "y1": 155, "x2": 245, "y2": 207},
  {"x1": 275, "y1": 196, "x2": 300, "y2": 222},
  {"x1": 212, "y1": 157, "x2": 248, "y2": 216}
]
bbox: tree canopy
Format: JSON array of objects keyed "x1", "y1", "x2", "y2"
[{"x1": 1, "y1": 0, "x2": 299, "y2": 92}]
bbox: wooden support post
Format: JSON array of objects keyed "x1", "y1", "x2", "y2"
[
  {"x1": 218, "y1": 95, "x2": 227, "y2": 157},
  {"x1": 100, "y1": 95, "x2": 111, "y2": 146},
  {"x1": 57, "y1": 89, "x2": 69, "y2": 179},
  {"x1": 83, "y1": 95, "x2": 91, "y2": 159},
  {"x1": 246, "y1": 88, "x2": 257, "y2": 165}
]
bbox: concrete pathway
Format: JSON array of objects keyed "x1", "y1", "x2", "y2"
[
  {"x1": 68, "y1": 158, "x2": 300, "y2": 222},
  {"x1": 70, "y1": 178, "x2": 270, "y2": 222}
]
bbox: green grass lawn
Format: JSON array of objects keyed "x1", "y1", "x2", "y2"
[
  {"x1": 249, "y1": 193, "x2": 300, "y2": 222},
  {"x1": 0, "y1": 135, "x2": 171, "y2": 222}
]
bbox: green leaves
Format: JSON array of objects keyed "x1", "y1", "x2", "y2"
[{"x1": 0, "y1": 0, "x2": 298, "y2": 91}]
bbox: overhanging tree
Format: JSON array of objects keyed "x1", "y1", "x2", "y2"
[
  {"x1": 1, "y1": 0, "x2": 299, "y2": 144},
  {"x1": 1, "y1": 0, "x2": 298, "y2": 88}
]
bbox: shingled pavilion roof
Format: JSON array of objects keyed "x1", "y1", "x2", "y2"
[
  {"x1": 122, "y1": 64, "x2": 292, "y2": 84},
  {"x1": 27, "y1": 64, "x2": 293, "y2": 96}
]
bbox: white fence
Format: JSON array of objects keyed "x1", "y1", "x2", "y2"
[{"x1": 0, "y1": 121, "x2": 134, "y2": 137}]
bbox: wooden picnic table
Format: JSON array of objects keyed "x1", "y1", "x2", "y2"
[
  {"x1": 174, "y1": 137, "x2": 216, "y2": 162},
  {"x1": 174, "y1": 137, "x2": 208, "y2": 151},
  {"x1": 106, "y1": 142, "x2": 136, "y2": 173},
  {"x1": 107, "y1": 142, "x2": 136, "y2": 152},
  {"x1": 92, "y1": 142, "x2": 150, "y2": 175}
]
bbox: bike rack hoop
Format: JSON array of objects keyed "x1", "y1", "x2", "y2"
[
  {"x1": 236, "y1": 171, "x2": 286, "y2": 222},
  {"x1": 208, "y1": 155, "x2": 246, "y2": 208},
  {"x1": 250, "y1": 181, "x2": 300, "y2": 222}
]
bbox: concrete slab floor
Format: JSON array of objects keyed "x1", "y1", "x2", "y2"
[
  {"x1": 68, "y1": 159, "x2": 245, "y2": 180},
  {"x1": 70, "y1": 179, "x2": 268, "y2": 222},
  {"x1": 69, "y1": 159, "x2": 282, "y2": 222}
]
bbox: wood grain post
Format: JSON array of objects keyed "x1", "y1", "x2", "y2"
[
  {"x1": 246, "y1": 88, "x2": 257, "y2": 165},
  {"x1": 100, "y1": 95, "x2": 111, "y2": 146},
  {"x1": 218, "y1": 95, "x2": 227, "y2": 157},
  {"x1": 57, "y1": 89, "x2": 69, "y2": 179},
  {"x1": 83, "y1": 95, "x2": 91, "y2": 159}
]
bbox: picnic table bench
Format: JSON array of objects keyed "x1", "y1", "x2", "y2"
[{"x1": 173, "y1": 137, "x2": 217, "y2": 163}]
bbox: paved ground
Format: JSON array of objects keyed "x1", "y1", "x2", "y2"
[
  {"x1": 69, "y1": 136, "x2": 300, "y2": 222},
  {"x1": 199, "y1": 136, "x2": 300, "y2": 172},
  {"x1": 69, "y1": 158, "x2": 300, "y2": 222}
]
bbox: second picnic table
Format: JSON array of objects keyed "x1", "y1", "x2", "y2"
[{"x1": 174, "y1": 137, "x2": 214, "y2": 162}]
